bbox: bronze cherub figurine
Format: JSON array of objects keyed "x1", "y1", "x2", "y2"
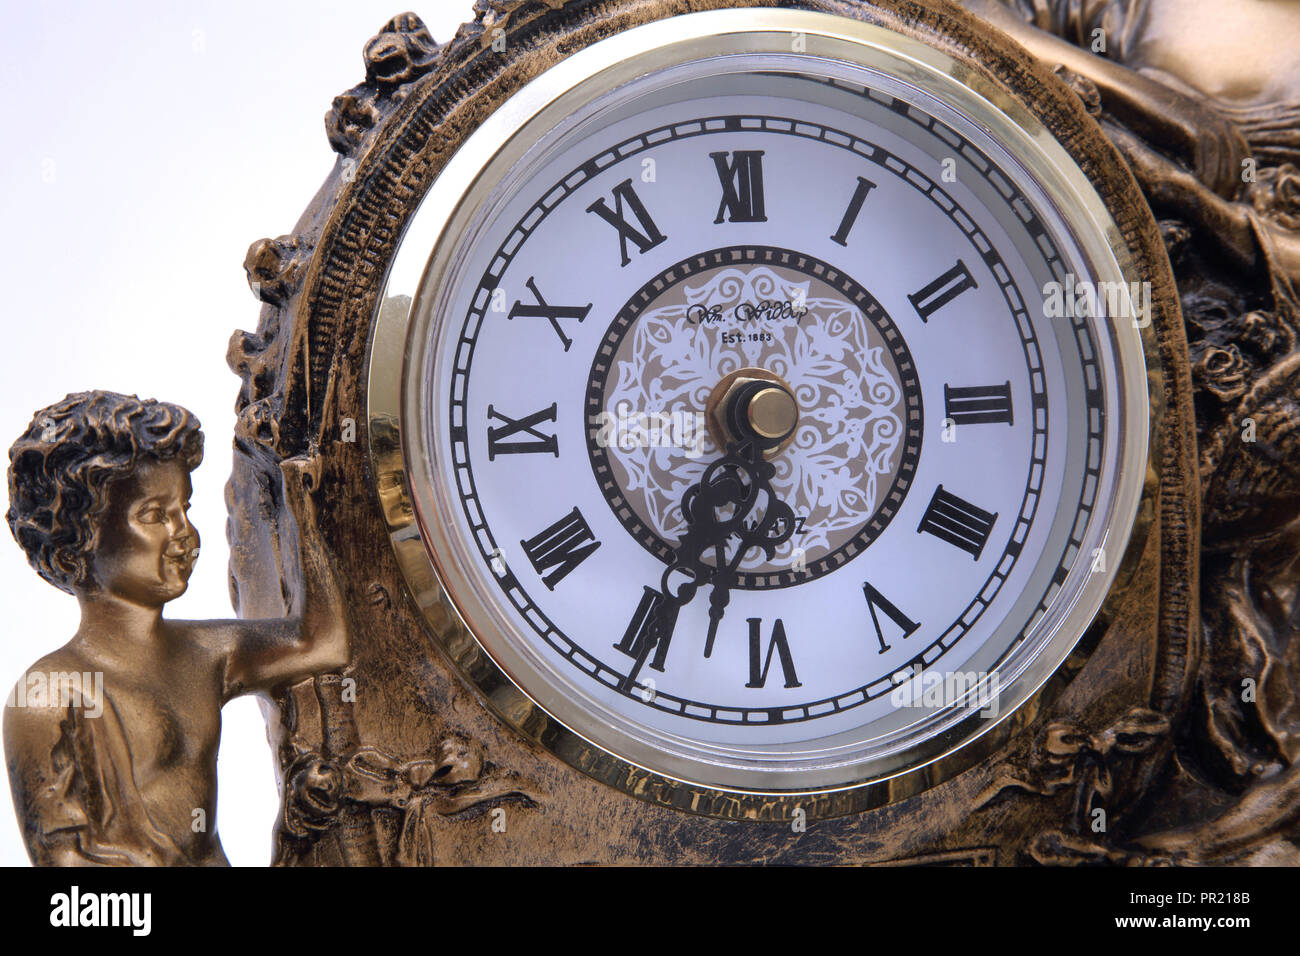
[{"x1": 3, "y1": 391, "x2": 348, "y2": 865}]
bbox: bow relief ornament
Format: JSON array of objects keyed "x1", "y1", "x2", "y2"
[
  {"x1": 280, "y1": 735, "x2": 540, "y2": 867},
  {"x1": 976, "y1": 708, "x2": 1175, "y2": 864},
  {"x1": 599, "y1": 263, "x2": 908, "y2": 574}
]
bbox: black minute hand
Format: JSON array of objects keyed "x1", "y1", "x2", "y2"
[
  {"x1": 699, "y1": 440, "x2": 796, "y2": 657},
  {"x1": 617, "y1": 438, "x2": 795, "y2": 694}
]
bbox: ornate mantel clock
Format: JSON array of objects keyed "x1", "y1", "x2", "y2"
[
  {"x1": 373, "y1": 1, "x2": 1175, "y2": 819},
  {"x1": 30, "y1": 0, "x2": 1288, "y2": 867},
  {"x1": 225, "y1": 0, "x2": 1192, "y2": 865}
]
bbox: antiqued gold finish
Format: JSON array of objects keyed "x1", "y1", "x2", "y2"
[
  {"x1": 193, "y1": 0, "x2": 1291, "y2": 864},
  {"x1": 956, "y1": 0, "x2": 1300, "y2": 865},
  {"x1": 20, "y1": 0, "x2": 1279, "y2": 867}
]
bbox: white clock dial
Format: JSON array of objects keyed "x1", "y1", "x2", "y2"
[{"x1": 377, "y1": 12, "x2": 1151, "y2": 797}]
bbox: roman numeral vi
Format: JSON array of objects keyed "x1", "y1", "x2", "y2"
[{"x1": 746, "y1": 618, "x2": 801, "y2": 689}]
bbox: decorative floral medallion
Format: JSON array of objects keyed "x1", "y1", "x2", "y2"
[{"x1": 586, "y1": 246, "x2": 923, "y2": 587}]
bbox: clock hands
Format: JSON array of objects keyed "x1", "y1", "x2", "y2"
[
  {"x1": 618, "y1": 438, "x2": 796, "y2": 694},
  {"x1": 699, "y1": 442, "x2": 797, "y2": 656}
]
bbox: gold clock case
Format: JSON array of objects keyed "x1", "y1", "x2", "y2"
[
  {"x1": 367, "y1": 7, "x2": 1171, "y2": 818},
  {"x1": 222, "y1": 0, "x2": 1202, "y2": 863}
]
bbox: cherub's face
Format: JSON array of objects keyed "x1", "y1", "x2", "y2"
[{"x1": 90, "y1": 458, "x2": 199, "y2": 608}]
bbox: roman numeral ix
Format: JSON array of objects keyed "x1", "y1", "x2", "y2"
[{"x1": 487, "y1": 403, "x2": 558, "y2": 460}]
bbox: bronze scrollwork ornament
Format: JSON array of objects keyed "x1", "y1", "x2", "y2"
[
  {"x1": 964, "y1": 0, "x2": 1300, "y2": 865},
  {"x1": 5, "y1": 0, "x2": 1299, "y2": 866}
]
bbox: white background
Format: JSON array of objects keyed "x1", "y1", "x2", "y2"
[{"x1": 0, "y1": 0, "x2": 476, "y2": 867}]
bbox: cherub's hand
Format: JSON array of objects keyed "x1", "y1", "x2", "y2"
[
  {"x1": 1186, "y1": 104, "x2": 1251, "y2": 200},
  {"x1": 280, "y1": 451, "x2": 322, "y2": 494},
  {"x1": 1133, "y1": 828, "x2": 1199, "y2": 865},
  {"x1": 279, "y1": 452, "x2": 323, "y2": 525}
]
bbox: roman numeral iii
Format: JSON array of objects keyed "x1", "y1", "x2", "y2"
[
  {"x1": 909, "y1": 259, "x2": 977, "y2": 322},
  {"x1": 710, "y1": 150, "x2": 767, "y2": 223},
  {"x1": 585, "y1": 178, "x2": 668, "y2": 267},
  {"x1": 944, "y1": 382, "x2": 1014, "y2": 426},
  {"x1": 487, "y1": 403, "x2": 558, "y2": 460},
  {"x1": 520, "y1": 506, "x2": 602, "y2": 590},
  {"x1": 917, "y1": 485, "x2": 998, "y2": 560}
]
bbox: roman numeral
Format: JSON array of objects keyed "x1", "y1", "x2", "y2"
[
  {"x1": 862, "y1": 582, "x2": 920, "y2": 654},
  {"x1": 585, "y1": 179, "x2": 667, "y2": 267},
  {"x1": 917, "y1": 485, "x2": 998, "y2": 560},
  {"x1": 710, "y1": 150, "x2": 767, "y2": 223},
  {"x1": 520, "y1": 506, "x2": 601, "y2": 590},
  {"x1": 908, "y1": 260, "x2": 977, "y2": 322},
  {"x1": 830, "y1": 176, "x2": 876, "y2": 246},
  {"x1": 944, "y1": 382, "x2": 1014, "y2": 426},
  {"x1": 487, "y1": 403, "x2": 558, "y2": 460},
  {"x1": 745, "y1": 618, "x2": 801, "y2": 689},
  {"x1": 615, "y1": 586, "x2": 679, "y2": 691},
  {"x1": 507, "y1": 278, "x2": 592, "y2": 352}
]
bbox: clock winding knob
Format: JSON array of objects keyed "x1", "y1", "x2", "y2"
[{"x1": 707, "y1": 368, "x2": 801, "y2": 457}]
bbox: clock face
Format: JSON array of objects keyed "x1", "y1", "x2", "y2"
[{"x1": 375, "y1": 12, "x2": 1152, "y2": 804}]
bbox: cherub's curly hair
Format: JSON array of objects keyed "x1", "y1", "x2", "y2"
[{"x1": 6, "y1": 392, "x2": 203, "y2": 593}]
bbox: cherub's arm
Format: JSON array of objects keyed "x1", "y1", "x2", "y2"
[
  {"x1": 960, "y1": 0, "x2": 1250, "y2": 197},
  {"x1": 1137, "y1": 763, "x2": 1300, "y2": 863},
  {"x1": 221, "y1": 455, "x2": 350, "y2": 698}
]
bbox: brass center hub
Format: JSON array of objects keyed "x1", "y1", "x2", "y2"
[
  {"x1": 705, "y1": 367, "x2": 802, "y2": 458},
  {"x1": 747, "y1": 387, "x2": 799, "y2": 440}
]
